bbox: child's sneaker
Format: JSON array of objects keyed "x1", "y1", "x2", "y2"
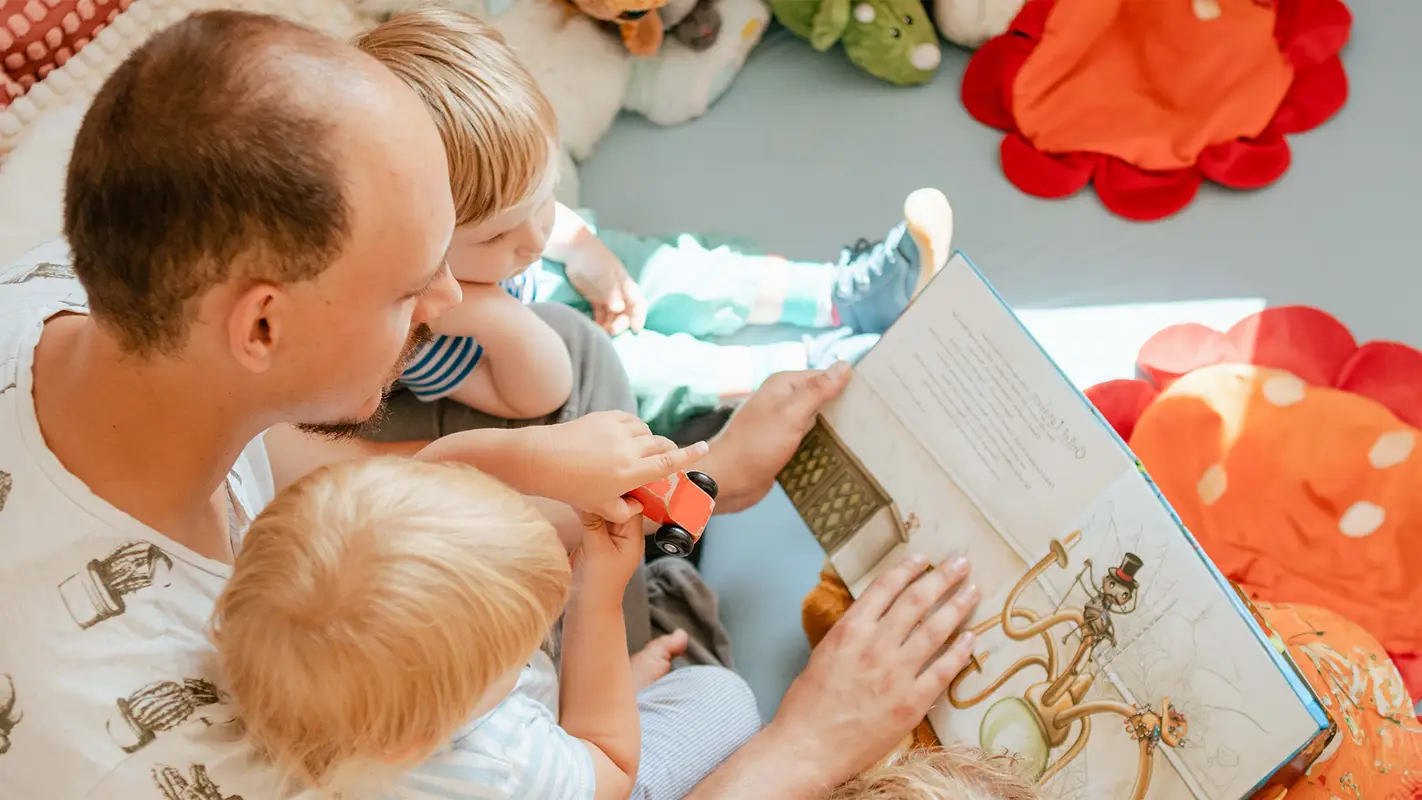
[
  {"x1": 806, "y1": 327, "x2": 880, "y2": 369},
  {"x1": 833, "y1": 188, "x2": 953, "y2": 335}
]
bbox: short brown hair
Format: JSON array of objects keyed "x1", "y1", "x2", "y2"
[
  {"x1": 354, "y1": 7, "x2": 558, "y2": 227},
  {"x1": 829, "y1": 745, "x2": 1042, "y2": 800},
  {"x1": 65, "y1": 11, "x2": 355, "y2": 356},
  {"x1": 212, "y1": 457, "x2": 571, "y2": 789}
]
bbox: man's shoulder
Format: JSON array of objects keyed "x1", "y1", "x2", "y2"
[{"x1": 0, "y1": 240, "x2": 88, "y2": 353}]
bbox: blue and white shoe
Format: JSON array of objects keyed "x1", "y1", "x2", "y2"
[
  {"x1": 833, "y1": 188, "x2": 954, "y2": 335},
  {"x1": 806, "y1": 327, "x2": 880, "y2": 369}
]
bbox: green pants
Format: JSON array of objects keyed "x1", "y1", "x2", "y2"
[{"x1": 535, "y1": 227, "x2": 839, "y2": 435}]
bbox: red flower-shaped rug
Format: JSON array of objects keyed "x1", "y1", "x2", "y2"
[
  {"x1": 962, "y1": 0, "x2": 1353, "y2": 221},
  {"x1": 1084, "y1": 307, "x2": 1422, "y2": 695}
]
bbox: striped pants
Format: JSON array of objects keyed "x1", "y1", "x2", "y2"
[{"x1": 633, "y1": 666, "x2": 763, "y2": 800}]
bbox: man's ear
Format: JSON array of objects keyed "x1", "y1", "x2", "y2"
[
  {"x1": 809, "y1": 0, "x2": 852, "y2": 50},
  {"x1": 227, "y1": 283, "x2": 282, "y2": 374}
]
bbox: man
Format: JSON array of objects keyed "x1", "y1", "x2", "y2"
[{"x1": 0, "y1": 11, "x2": 979, "y2": 799}]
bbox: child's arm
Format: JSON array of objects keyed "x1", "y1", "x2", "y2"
[
  {"x1": 432, "y1": 280, "x2": 573, "y2": 419},
  {"x1": 560, "y1": 512, "x2": 645, "y2": 800},
  {"x1": 544, "y1": 203, "x2": 647, "y2": 336},
  {"x1": 542, "y1": 202, "x2": 602, "y2": 263}
]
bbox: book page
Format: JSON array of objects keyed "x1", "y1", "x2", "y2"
[{"x1": 853, "y1": 254, "x2": 1131, "y2": 558}]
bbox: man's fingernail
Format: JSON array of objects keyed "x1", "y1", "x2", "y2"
[
  {"x1": 908, "y1": 553, "x2": 928, "y2": 567},
  {"x1": 829, "y1": 361, "x2": 851, "y2": 377},
  {"x1": 944, "y1": 556, "x2": 969, "y2": 574},
  {"x1": 690, "y1": 441, "x2": 710, "y2": 455},
  {"x1": 960, "y1": 631, "x2": 977, "y2": 649}
]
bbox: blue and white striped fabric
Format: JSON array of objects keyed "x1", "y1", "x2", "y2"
[
  {"x1": 399, "y1": 267, "x2": 539, "y2": 402},
  {"x1": 394, "y1": 651, "x2": 595, "y2": 800}
]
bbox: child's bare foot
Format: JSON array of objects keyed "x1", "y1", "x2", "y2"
[
  {"x1": 630, "y1": 629, "x2": 690, "y2": 691},
  {"x1": 832, "y1": 188, "x2": 954, "y2": 335}
]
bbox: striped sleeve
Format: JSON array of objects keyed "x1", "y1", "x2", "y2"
[
  {"x1": 499, "y1": 267, "x2": 538, "y2": 305},
  {"x1": 395, "y1": 694, "x2": 595, "y2": 800},
  {"x1": 399, "y1": 334, "x2": 483, "y2": 402}
]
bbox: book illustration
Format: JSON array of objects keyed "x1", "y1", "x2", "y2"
[
  {"x1": 0, "y1": 673, "x2": 20, "y2": 755},
  {"x1": 947, "y1": 529, "x2": 1186, "y2": 799},
  {"x1": 778, "y1": 420, "x2": 913, "y2": 556},
  {"x1": 0, "y1": 470, "x2": 10, "y2": 513},
  {"x1": 59, "y1": 541, "x2": 175, "y2": 630},
  {"x1": 153, "y1": 763, "x2": 243, "y2": 800},
  {"x1": 108, "y1": 678, "x2": 233, "y2": 754}
]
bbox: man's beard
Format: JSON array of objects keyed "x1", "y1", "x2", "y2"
[{"x1": 295, "y1": 323, "x2": 432, "y2": 441}]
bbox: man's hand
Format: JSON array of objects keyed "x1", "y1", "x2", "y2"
[
  {"x1": 564, "y1": 240, "x2": 647, "y2": 336},
  {"x1": 527, "y1": 411, "x2": 708, "y2": 521},
  {"x1": 699, "y1": 363, "x2": 853, "y2": 513}
]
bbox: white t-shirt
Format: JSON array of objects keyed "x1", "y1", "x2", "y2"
[
  {"x1": 0, "y1": 244, "x2": 591, "y2": 800},
  {"x1": 0, "y1": 242, "x2": 283, "y2": 800}
]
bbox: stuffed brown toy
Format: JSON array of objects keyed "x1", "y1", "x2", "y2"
[
  {"x1": 802, "y1": 562, "x2": 942, "y2": 755},
  {"x1": 565, "y1": 0, "x2": 671, "y2": 56}
]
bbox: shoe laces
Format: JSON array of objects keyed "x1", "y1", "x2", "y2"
[{"x1": 834, "y1": 237, "x2": 893, "y2": 297}]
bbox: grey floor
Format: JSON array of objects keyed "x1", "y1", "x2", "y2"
[{"x1": 580, "y1": 0, "x2": 1421, "y2": 721}]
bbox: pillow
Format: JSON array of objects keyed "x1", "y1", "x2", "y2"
[{"x1": 1, "y1": 0, "x2": 129, "y2": 110}]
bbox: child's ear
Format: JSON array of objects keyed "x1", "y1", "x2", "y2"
[{"x1": 809, "y1": 0, "x2": 853, "y2": 50}]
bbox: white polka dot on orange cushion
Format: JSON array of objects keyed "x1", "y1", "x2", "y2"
[
  {"x1": 1261, "y1": 374, "x2": 1307, "y2": 407},
  {"x1": 24, "y1": 1, "x2": 47, "y2": 24},
  {"x1": 1339, "y1": 501, "x2": 1385, "y2": 538},
  {"x1": 1369, "y1": 430, "x2": 1415, "y2": 469},
  {"x1": 1197, "y1": 463, "x2": 1228, "y2": 505}
]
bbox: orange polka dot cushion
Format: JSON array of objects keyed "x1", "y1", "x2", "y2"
[
  {"x1": 1084, "y1": 306, "x2": 1422, "y2": 697},
  {"x1": 1, "y1": 0, "x2": 132, "y2": 109},
  {"x1": 0, "y1": 0, "x2": 370, "y2": 152}
]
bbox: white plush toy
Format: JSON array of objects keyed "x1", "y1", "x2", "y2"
[
  {"x1": 349, "y1": 0, "x2": 769, "y2": 205},
  {"x1": 932, "y1": 0, "x2": 1024, "y2": 49}
]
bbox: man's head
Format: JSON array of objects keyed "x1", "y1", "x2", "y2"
[
  {"x1": 65, "y1": 11, "x2": 460, "y2": 435},
  {"x1": 355, "y1": 8, "x2": 560, "y2": 286}
]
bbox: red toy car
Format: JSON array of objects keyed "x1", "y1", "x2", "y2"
[{"x1": 628, "y1": 470, "x2": 718, "y2": 557}]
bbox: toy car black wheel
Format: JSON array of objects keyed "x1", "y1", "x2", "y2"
[
  {"x1": 686, "y1": 471, "x2": 718, "y2": 500},
  {"x1": 654, "y1": 524, "x2": 696, "y2": 558}
]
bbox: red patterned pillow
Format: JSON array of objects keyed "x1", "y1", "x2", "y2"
[{"x1": 1, "y1": 0, "x2": 133, "y2": 109}]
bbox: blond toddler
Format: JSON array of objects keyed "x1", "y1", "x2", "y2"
[
  {"x1": 354, "y1": 9, "x2": 954, "y2": 434},
  {"x1": 211, "y1": 458, "x2": 759, "y2": 799}
]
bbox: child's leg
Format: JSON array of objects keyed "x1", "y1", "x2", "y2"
[
  {"x1": 537, "y1": 189, "x2": 955, "y2": 339},
  {"x1": 538, "y1": 230, "x2": 841, "y2": 338},
  {"x1": 617, "y1": 327, "x2": 877, "y2": 436},
  {"x1": 631, "y1": 666, "x2": 763, "y2": 800}
]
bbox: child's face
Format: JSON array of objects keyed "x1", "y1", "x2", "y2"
[{"x1": 447, "y1": 151, "x2": 559, "y2": 285}]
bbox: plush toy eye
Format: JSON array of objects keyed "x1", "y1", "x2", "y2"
[
  {"x1": 903, "y1": 14, "x2": 913, "y2": 24},
  {"x1": 890, "y1": 28, "x2": 901, "y2": 37},
  {"x1": 853, "y1": 3, "x2": 876, "y2": 23}
]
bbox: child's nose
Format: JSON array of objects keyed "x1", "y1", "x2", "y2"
[{"x1": 515, "y1": 224, "x2": 550, "y2": 262}]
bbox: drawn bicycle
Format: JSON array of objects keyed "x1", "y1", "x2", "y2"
[{"x1": 946, "y1": 530, "x2": 1188, "y2": 799}]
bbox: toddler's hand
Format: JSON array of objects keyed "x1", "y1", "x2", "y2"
[
  {"x1": 527, "y1": 411, "x2": 708, "y2": 522},
  {"x1": 565, "y1": 241, "x2": 647, "y2": 336},
  {"x1": 572, "y1": 509, "x2": 647, "y2": 603}
]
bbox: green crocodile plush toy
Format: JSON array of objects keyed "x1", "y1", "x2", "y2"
[{"x1": 771, "y1": 0, "x2": 942, "y2": 85}]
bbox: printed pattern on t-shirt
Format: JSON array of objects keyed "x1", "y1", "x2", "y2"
[{"x1": 399, "y1": 268, "x2": 538, "y2": 403}]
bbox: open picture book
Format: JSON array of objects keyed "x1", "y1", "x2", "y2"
[{"x1": 776, "y1": 254, "x2": 1334, "y2": 799}]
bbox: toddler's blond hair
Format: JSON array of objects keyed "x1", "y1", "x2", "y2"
[
  {"x1": 354, "y1": 7, "x2": 559, "y2": 226},
  {"x1": 829, "y1": 745, "x2": 1042, "y2": 800},
  {"x1": 211, "y1": 457, "x2": 570, "y2": 790}
]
